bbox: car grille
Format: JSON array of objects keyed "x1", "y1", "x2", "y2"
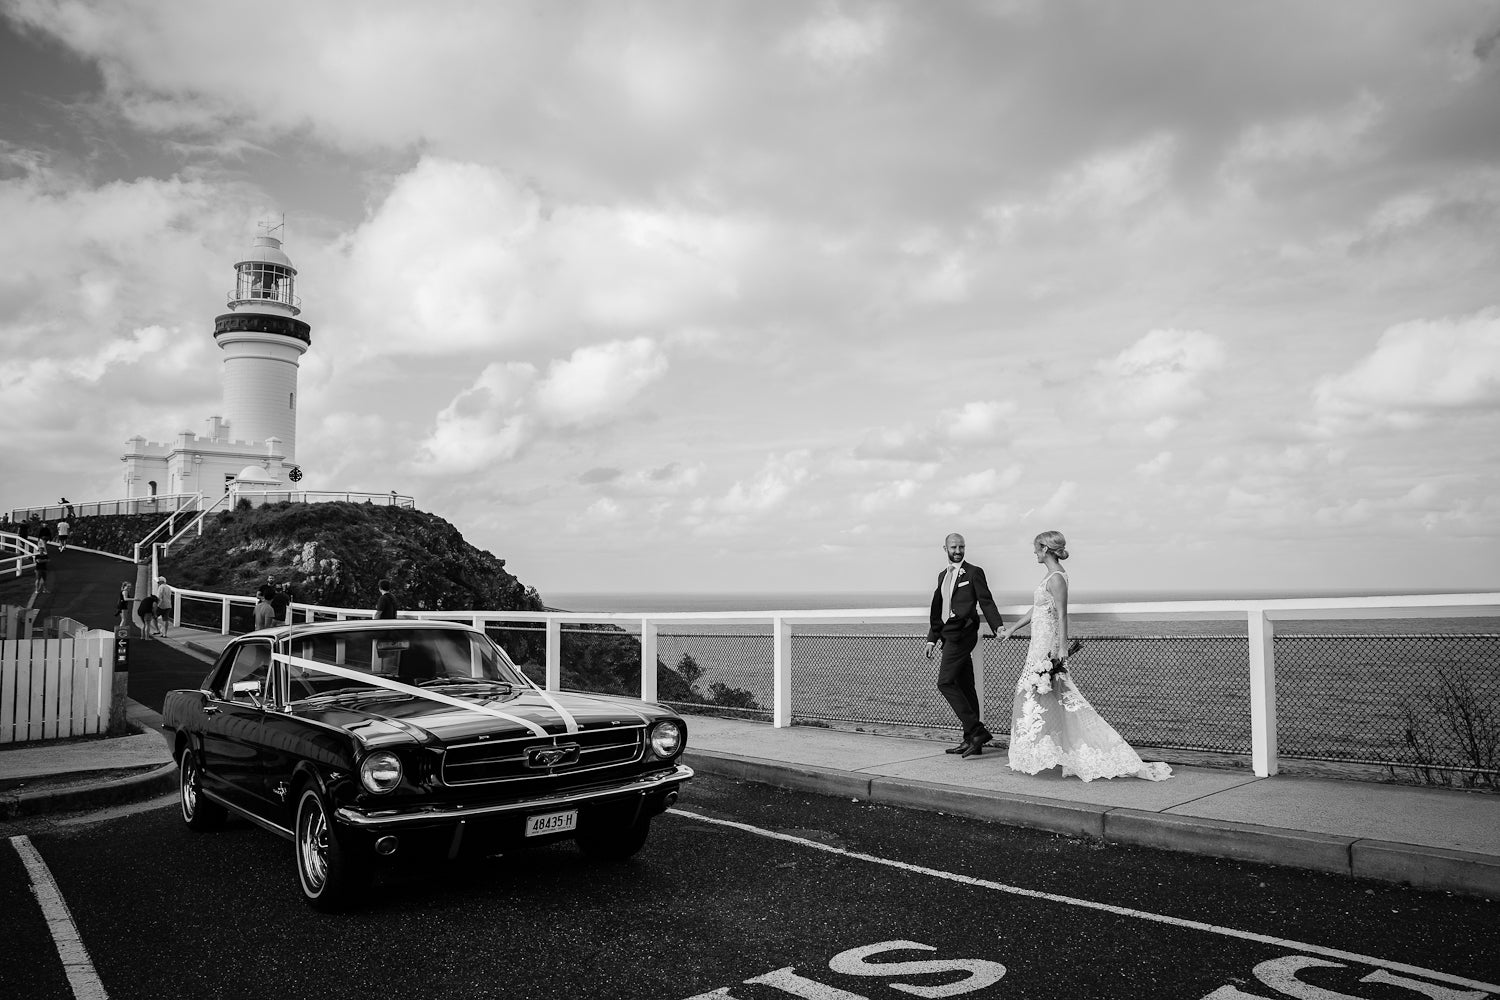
[{"x1": 441, "y1": 726, "x2": 645, "y2": 785}]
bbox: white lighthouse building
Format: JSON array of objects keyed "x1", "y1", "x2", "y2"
[{"x1": 121, "y1": 227, "x2": 313, "y2": 498}]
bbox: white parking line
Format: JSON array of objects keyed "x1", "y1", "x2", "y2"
[
  {"x1": 8, "y1": 836, "x2": 110, "y2": 1000},
  {"x1": 668, "y1": 808, "x2": 1498, "y2": 994}
]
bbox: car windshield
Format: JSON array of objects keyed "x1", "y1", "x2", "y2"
[{"x1": 285, "y1": 627, "x2": 526, "y2": 700}]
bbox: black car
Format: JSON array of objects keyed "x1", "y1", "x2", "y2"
[{"x1": 163, "y1": 619, "x2": 692, "y2": 910}]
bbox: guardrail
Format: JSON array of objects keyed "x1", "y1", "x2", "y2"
[
  {"x1": 164, "y1": 589, "x2": 1500, "y2": 781},
  {"x1": 10, "y1": 493, "x2": 199, "y2": 522},
  {"x1": 0, "y1": 532, "x2": 44, "y2": 579},
  {"x1": 228, "y1": 490, "x2": 415, "y2": 509}
]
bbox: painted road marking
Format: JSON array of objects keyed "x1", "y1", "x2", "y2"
[
  {"x1": 9, "y1": 835, "x2": 110, "y2": 1000},
  {"x1": 668, "y1": 808, "x2": 1498, "y2": 994}
]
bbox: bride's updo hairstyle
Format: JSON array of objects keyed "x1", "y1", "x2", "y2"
[{"x1": 1035, "y1": 530, "x2": 1069, "y2": 561}]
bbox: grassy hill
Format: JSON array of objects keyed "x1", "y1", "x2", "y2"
[{"x1": 158, "y1": 501, "x2": 543, "y2": 613}]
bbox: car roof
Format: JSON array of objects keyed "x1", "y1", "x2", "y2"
[{"x1": 238, "y1": 619, "x2": 486, "y2": 643}]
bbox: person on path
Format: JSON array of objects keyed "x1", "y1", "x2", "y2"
[
  {"x1": 116, "y1": 582, "x2": 133, "y2": 630},
  {"x1": 924, "y1": 532, "x2": 1003, "y2": 758},
  {"x1": 1001, "y1": 530, "x2": 1171, "y2": 782},
  {"x1": 253, "y1": 586, "x2": 276, "y2": 630},
  {"x1": 267, "y1": 579, "x2": 290, "y2": 624},
  {"x1": 155, "y1": 575, "x2": 173, "y2": 632},
  {"x1": 32, "y1": 547, "x2": 50, "y2": 595},
  {"x1": 56, "y1": 518, "x2": 70, "y2": 550},
  {"x1": 136, "y1": 592, "x2": 160, "y2": 639},
  {"x1": 374, "y1": 579, "x2": 399, "y2": 619}
]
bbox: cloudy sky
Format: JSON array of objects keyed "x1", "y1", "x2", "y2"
[{"x1": 2, "y1": 1, "x2": 1498, "y2": 601}]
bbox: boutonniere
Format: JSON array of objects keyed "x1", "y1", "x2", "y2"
[{"x1": 955, "y1": 566, "x2": 966, "y2": 578}]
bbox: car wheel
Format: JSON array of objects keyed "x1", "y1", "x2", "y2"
[
  {"x1": 577, "y1": 815, "x2": 651, "y2": 862},
  {"x1": 294, "y1": 786, "x2": 367, "y2": 911},
  {"x1": 178, "y1": 746, "x2": 225, "y2": 831}
]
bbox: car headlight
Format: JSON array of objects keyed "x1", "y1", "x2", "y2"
[
  {"x1": 359, "y1": 751, "x2": 403, "y2": 794},
  {"x1": 649, "y1": 720, "x2": 683, "y2": 758}
]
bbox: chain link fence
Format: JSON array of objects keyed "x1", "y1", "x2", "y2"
[{"x1": 164, "y1": 605, "x2": 1500, "y2": 781}]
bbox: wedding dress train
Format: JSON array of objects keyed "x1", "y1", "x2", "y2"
[{"x1": 1007, "y1": 571, "x2": 1172, "y2": 782}]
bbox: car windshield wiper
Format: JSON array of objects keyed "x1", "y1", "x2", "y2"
[
  {"x1": 301, "y1": 685, "x2": 406, "y2": 702},
  {"x1": 416, "y1": 678, "x2": 515, "y2": 694}
]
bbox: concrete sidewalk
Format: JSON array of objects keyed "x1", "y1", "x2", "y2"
[{"x1": 3, "y1": 626, "x2": 1496, "y2": 901}]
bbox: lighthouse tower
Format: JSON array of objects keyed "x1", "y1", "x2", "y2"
[
  {"x1": 120, "y1": 226, "x2": 314, "y2": 499},
  {"x1": 215, "y1": 228, "x2": 312, "y2": 462}
]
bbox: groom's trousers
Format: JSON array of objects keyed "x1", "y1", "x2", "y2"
[{"x1": 936, "y1": 624, "x2": 985, "y2": 740}]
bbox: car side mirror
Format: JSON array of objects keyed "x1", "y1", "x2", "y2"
[{"x1": 231, "y1": 679, "x2": 264, "y2": 707}]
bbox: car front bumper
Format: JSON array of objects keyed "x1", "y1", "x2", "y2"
[{"x1": 334, "y1": 763, "x2": 694, "y2": 829}]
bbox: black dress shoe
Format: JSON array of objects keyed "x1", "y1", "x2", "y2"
[
  {"x1": 944, "y1": 741, "x2": 969, "y2": 754},
  {"x1": 973, "y1": 729, "x2": 993, "y2": 746},
  {"x1": 960, "y1": 740, "x2": 984, "y2": 758}
]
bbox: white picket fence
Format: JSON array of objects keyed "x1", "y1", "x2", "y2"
[{"x1": 0, "y1": 631, "x2": 116, "y2": 744}]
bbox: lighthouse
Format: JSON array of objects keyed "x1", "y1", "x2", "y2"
[
  {"x1": 215, "y1": 229, "x2": 312, "y2": 462},
  {"x1": 120, "y1": 226, "x2": 314, "y2": 499}
]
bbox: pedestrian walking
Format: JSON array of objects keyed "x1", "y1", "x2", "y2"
[
  {"x1": 32, "y1": 547, "x2": 50, "y2": 594},
  {"x1": 56, "y1": 517, "x2": 70, "y2": 550},
  {"x1": 374, "y1": 579, "x2": 399, "y2": 619},
  {"x1": 253, "y1": 585, "x2": 276, "y2": 630},
  {"x1": 36, "y1": 521, "x2": 53, "y2": 548},
  {"x1": 267, "y1": 579, "x2": 290, "y2": 623},
  {"x1": 116, "y1": 582, "x2": 133, "y2": 629},
  {"x1": 155, "y1": 575, "x2": 174, "y2": 632}
]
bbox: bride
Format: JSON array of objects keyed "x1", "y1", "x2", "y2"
[{"x1": 1001, "y1": 531, "x2": 1171, "y2": 782}]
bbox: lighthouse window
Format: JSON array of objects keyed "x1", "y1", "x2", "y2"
[{"x1": 289, "y1": 392, "x2": 295, "y2": 410}]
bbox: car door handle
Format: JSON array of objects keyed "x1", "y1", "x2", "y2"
[{"x1": 204, "y1": 704, "x2": 220, "y2": 715}]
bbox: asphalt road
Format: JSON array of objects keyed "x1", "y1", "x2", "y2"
[{"x1": 3, "y1": 772, "x2": 1496, "y2": 1000}]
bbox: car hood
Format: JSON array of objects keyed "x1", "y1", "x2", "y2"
[{"x1": 290, "y1": 688, "x2": 665, "y2": 748}]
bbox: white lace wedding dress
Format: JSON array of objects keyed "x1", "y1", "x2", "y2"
[{"x1": 1007, "y1": 571, "x2": 1172, "y2": 782}]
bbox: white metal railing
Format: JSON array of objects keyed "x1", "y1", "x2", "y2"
[
  {"x1": 0, "y1": 532, "x2": 44, "y2": 578},
  {"x1": 164, "y1": 589, "x2": 1500, "y2": 779},
  {"x1": 9, "y1": 493, "x2": 199, "y2": 522},
  {"x1": 229, "y1": 490, "x2": 415, "y2": 509}
]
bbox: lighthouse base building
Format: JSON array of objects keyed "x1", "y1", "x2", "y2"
[{"x1": 121, "y1": 229, "x2": 311, "y2": 500}]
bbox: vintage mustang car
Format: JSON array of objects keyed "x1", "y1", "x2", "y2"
[{"x1": 162, "y1": 619, "x2": 692, "y2": 910}]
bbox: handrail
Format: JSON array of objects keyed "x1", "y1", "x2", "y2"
[
  {"x1": 165, "y1": 585, "x2": 1500, "y2": 780},
  {"x1": 135, "y1": 492, "x2": 205, "y2": 563},
  {"x1": 9, "y1": 492, "x2": 198, "y2": 522}
]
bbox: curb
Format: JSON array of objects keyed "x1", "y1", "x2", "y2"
[
  {"x1": 0, "y1": 760, "x2": 178, "y2": 820},
  {"x1": 682, "y1": 749, "x2": 1498, "y2": 900}
]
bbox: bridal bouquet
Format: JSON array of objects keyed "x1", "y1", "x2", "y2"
[{"x1": 1027, "y1": 639, "x2": 1084, "y2": 696}]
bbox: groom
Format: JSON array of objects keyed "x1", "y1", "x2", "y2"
[{"x1": 924, "y1": 532, "x2": 1003, "y2": 758}]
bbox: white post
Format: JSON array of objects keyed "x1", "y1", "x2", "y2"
[
  {"x1": 545, "y1": 618, "x2": 561, "y2": 693},
  {"x1": 220, "y1": 599, "x2": 231, "y2": 635},
  {"x1": 772, "y1": 615, "x2": 791, "y2": 728},
  {"x1": 1248, "y1": 607, "x2": 1279, "y2": 777},
  {"x1": 640, "y1": 618, "x2": 658, "y2": 703}
]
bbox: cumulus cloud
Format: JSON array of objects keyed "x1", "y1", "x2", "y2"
[
  {"x1": 856, "y1": 478, "x2": 919, "y2": 513},
  {"x1": 534, "y1": 339, "x2": 669, "y2": 427},
  {"x1": 1225, "y1": 92, "x2": 1383, "y2": 171},
  {"x1": 779, "y1": 5, "x2": 890, "y2": 71},
  {"x1": 415, "y1": 337, "x2": 668, "y2": 472},
  {"x1": 1312, "y1": 308, "x2": 1500, "y2": 434},
  {"x1": 1092, "y1": 329, "x2": 1228, "y2": 436},
  {"x1": 1135, "y1": 451, "x2": 1173, "y2": 477},
  {"x1": 328, "y1": 157, "x2": 759, "y2": 359},
  {"x1": 706, "y1": 451, "x2": 812, "y2": 516},
  {"x1": 853, "y1": 400, "x2": 1017, "y2": 461}
]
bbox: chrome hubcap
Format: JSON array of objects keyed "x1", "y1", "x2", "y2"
[
  {"x1": 181, "y1": 757, "x2": 197, "y2": 818},
  {"x1": 299, "y1": 800, "x2": 328, "y2": 891}
]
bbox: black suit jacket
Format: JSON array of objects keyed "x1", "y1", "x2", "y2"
[{"x1": 927, "y1": 562, "x2": 1002, "y2": 642}]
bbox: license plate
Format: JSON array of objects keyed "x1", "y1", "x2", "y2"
[{"x1": 524, "y1": 809, "x2": 578, "y2": 837}]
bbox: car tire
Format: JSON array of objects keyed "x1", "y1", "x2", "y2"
[
  {"x1": 294, "y1": 786, "x2": 367, "y2": 911},
  {"x1": 577, "y1": 815, "x2": 651, "y2": 862},
  {"x1": 178, "y1": 746, "x2": 226, "y2": 831}
]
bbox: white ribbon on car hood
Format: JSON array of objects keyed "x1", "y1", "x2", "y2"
[{"x1": 271, "y1": 651, "x2": 578, "y2": 737}]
